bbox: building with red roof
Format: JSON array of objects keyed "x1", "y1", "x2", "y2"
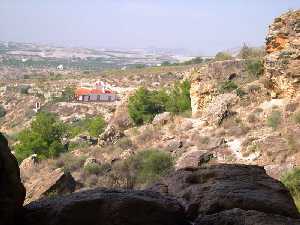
[{"x1": 75, "y1": 82, "x2": 117, "y2": 102}]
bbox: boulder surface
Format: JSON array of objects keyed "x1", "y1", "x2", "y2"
[
  {"x1": 24, "y1": 188, "x2": 189, "y2": 225},
  {"x1": 0, "y1": 133, "x2": 25, "y2": 225},
  {"x1": 149, "y1": 164, "x2": 299, "y2": 220}
]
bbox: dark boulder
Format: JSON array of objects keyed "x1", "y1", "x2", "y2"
[
  {"x1": 0, "y1": 133, "x2": 26, "y2": 225},
  {"x1": 195, "y1": 208, "x2": 300, "y2": 225},
  {"x1": 24, "y1": 188, "x2": 189, "y2": 225},
  {"x1": 149, "y1": 164, "x2": 299, "y2": 220}
]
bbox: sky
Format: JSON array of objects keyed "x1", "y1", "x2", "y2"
[{"x1": 0, "y1": 1, "x2": 299, "y2": 55}]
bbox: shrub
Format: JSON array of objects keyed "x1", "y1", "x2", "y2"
[
  {"x1": 293, "y1": 112, "x2": 300, "y2": 124},
  {"x1": 281, "y1": 168, "x2": 300, "y2": 210},
  {"x1": 56, "y1": 153, "x2": 86, "y2": 172},
  {"x1": 87, "y1": 116, "x2": 106, "y2": 137},
  {"x1": 266, "y1": 111, "x2": 281, "y2": 130},
  {"x1": 20, "y1": 85, "x2": 30, "y2": 94},
  {"x1": 0, "y1": 105, "x2": 6, "y2": 118},
  {"x1": 121, "y1": 149, "x2": 173, "y2": 187},
  {"x1": 238, "y1": 44, "x2": 265, "y2": 60},
  {"x1": 219, "y1": 81, "x2": 238, "y2": 93},
  {"x1": 66, "y1": 116, "x2": 106, "y2": 138},
  {"x1": 215, "y1": 52, "x2": 233, "y2": 61},
  {"x1": 84, "y1": 163, "x2": 111, "y2": 175},
  {"x1": 246, "y1": 59, "x2": 264, "y2": 78}
]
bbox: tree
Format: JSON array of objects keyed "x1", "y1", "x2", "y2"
[
  {"x1": 166, "y1": 80, "x2": 191, "y2": 113},
  {"x1": 128, "y1": 80, "x2": 191, "y2": 125},
  {"x1": 14, "y1": 112, "x2": 67, "y2": 162},
  {"x1": 61, "y1": 86, "x2": 75, "y2": 101},
  {"x1": 128, "y1": 87, "x2": 165, "y2": 125}
]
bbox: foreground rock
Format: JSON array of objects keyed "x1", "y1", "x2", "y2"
[
  {"x1": 195, "y1": 208, "x2": 300, "y2": 225},
  {"x1": 0, "y1": 133, "x2": 25, "y2": 225},
  {"x1": 149, "y1": 164, "x2": 299, "y2": 220},
  {"x1": 24, "y1": 188, "x2": 189, "y2": 225},
  {"x1": 24, "y1": 168, "x2": 76, "y2": 204}
]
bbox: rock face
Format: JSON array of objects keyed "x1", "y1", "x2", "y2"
[
  {"x1": 149, "y1": 164, "x2": 299, "y2": 220},
  {"x1": 195, "y1": 208, "x2": 300, "y2": 225},
  {"x1": 24, "y1": 189, "x2": 189, "y2": 225},
  {"x1": 0, "y1": 133, "x2": 25, "y2": 225},
  {"x1": 24, "y1": 168, "x2": 76, "y2": 204},
  {"x1": 265, "y1": 10, "x2": 300, "y2": 98},
  {"x1": 190, "y1": 60, "x2": 246, "y2": 117}
]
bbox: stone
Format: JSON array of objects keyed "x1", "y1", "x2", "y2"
[
  {"x1": 264, "y1": 10, "x2": 300, "y2": 98},
  {"x1": 195, "y1": 208, "x2": 300, "y2": 225},
  {"x1": 152, "y1": 112, "x2": 172, "y2": 126},
  {"x1": 20, "y1": 154, "x2": 38, "y2": 181},
  {"x1": 204, "y1": 93, "x2": 239, "y2": 125},
  {"x1": 98, "y1": 125, "x2": 124, "y2": 146},
  {"x1": 24, "y1": 168, "x2": 76, "y2": 204},
  {"x1": 149, "y1": 164, "x2": 299, "y2": 220},
  {"x1": 24, "y1": 189, "x2": 189, "y2": 225},
  {"x1": 83, "y1": 157, "x2": 99, "y2": 168},
  {"x1": 0, "y1": 133, "x2": 25, "y2": 225},
  {"x1": 175, "y1": 150, "x2": 213, "y2": 170}
]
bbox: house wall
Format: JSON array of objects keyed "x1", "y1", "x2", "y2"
[{"x1": 78, "y1": 94, "x2": 117, "y2": 102}]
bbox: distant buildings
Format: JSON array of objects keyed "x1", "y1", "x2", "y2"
[
  {"x1": 57, "y1": 64, "x2": 64, "y2": 70},
  {"x1": 75, "y1": 81, "x2": 117, "y2": 102}
]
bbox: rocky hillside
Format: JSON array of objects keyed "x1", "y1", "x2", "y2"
[{"x1": 1, "y1": 9, "x2": 300, "y2": 225}]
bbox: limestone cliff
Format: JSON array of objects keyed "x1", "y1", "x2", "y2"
[
  {"x1": 265, "y1": 10, "x2": 300, "y2": 98},
  {"x1": 190, "y1": 60, "x2": 246, "y2": 117}
]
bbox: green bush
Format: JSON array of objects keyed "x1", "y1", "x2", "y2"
[
  {"x1": 246, "y1": 59, "x2": 264, "y2": 78},
  {"x1": 128, "y1": 80, "x2": 191, "y2": 125},
  {"x1": 122, "y1": 149, "x2": 173, "y2": 187},
  {"x1": 219, "y1": 80, "x2": 238, "y2": 93},
  {"x1": 266, "y1": 111, "x2": 281, "y2": 130},
  {"x1": 14, "y1": 112, "x2": 67, "y2": 163},
  {"x1": 238, "y1": 44, "x2": 265, "y2": 60},
  {"x1": 0, "y1": 105, "x2": 6, "y2": 118},
  {"x1": 84, "y1": 163, "x2": 111, "y2": 175},
  {"x1": 87, "y1": 116, "x2": 106, "y2": 137},
  {"x1": 214, "y1": 52, "x2": 233, "y2": 61},
  {"x1": 66, "y1": 116, "x2": 106, "y2": 138},
  {"x1": 281, "y1": 168, "x2": 300, "y2": 210}
]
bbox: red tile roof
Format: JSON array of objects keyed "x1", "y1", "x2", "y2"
[{"x1": 75, "y1": 88, "x2": 112, "y2": 96}]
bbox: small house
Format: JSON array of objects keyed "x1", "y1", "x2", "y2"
[{"x1": 75, "y1": 81, "x2": 117, "y2": 102}]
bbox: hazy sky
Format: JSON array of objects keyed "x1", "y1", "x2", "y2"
[{"x1": 0, "y1": 0, "x2": 299, "y2": 55}]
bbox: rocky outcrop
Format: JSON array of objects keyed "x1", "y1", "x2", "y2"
[
  {"x1": 175, "y1": 150, "x2": 213, "y2": 170},
  {"x1": 20, "y1": 154, "x2": 38, "y2": 181},
  {"x1": 98, "y1": 125, "x2": 125, "y2": 146},
  {"x1": 190, "y1": 60, "x2": 246, "y2": 117},
  {"x1": 24, "y1": 168, "x2": 76, "y2": 204},
  {"x1": 152, "y1": 112, "x2": 172, "y2": 126},
  {"x1": 195, "y1": 208, "x2": 300, "y2": 225},
  {"x1": 149, "y1": 164, "x2": 299, "y2": 220},
  {"x1": 204, "y1": 93, "x2": 239, "y2": 125},
  {"x1": 24, "y1": 189, "x2": 189, "y2": 225},
  {"x1": 265, "y1": 10, "x2": 300, "y2": 98},
  {"x1": 0, "y1": 133, "x2": 25, "y2": 225}
]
